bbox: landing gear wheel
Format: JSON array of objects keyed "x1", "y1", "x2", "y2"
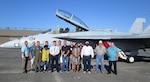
[{"x1": 128, "y1": 56, "x2": 134, "y2": 63}]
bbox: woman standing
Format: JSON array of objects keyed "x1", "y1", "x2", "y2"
[{"x1": 72, "y1": 43, "x2": 81, "y2": 73}]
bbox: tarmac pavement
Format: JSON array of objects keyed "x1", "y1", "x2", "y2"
[{"x1": 0, "y1": 48, "x2": 149, "y2": 82}]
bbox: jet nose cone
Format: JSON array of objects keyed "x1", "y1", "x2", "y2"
[
  {"x1": 0, "y1": 44, "x2": 3, "y2": 47},
  {"x1": 0, "y1": 39, "x2": 20, "y2": 48}
]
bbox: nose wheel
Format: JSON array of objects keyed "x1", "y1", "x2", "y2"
[{"x1": 128, "y1": 56, "x2": 135, "y2": 63}]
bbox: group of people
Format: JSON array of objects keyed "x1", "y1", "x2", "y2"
[{"x1": 21, "y1": 40, "x2": 119, "y2": 75}]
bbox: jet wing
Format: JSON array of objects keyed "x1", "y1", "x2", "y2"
[
  {"x1": 55, "y1": 31, "x2": 150, "y2": 40},
  {"x1": 54, "y1": 31, "x2": 150, "y2": 50}
]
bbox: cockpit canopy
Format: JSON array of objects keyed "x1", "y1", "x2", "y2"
[{"x1": 56, "y1": 9, "x2": 89, "y2": 32}]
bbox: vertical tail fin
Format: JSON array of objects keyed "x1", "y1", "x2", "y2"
[
  {"x1": 143, "y1": 25, "x2": 150, "y2": 34},
  {"x1": 129, "y1": 18, "x2": 146, "y2": 34}
]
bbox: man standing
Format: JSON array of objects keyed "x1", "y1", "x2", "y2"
[
  {"x1": 107, "y1": 42, "x2": 119, "y2": 75},
  {"x1": 61, "y1": 40, "x2": 70, "y2": 73},
  {"x1": 95, "y1": 40, "x2": 106, "y2": 73},
  {"x1": 81, "y1": 41, "x2": 94, "y2": 74},
  {"x1": 34, "y1": 41, "x2": 43, "y2": 72},
  {"x1": 58, "y1": 40, "x2": 62, "y2": 69},
  {"x1": 21, "y1": 41, "x2": 29, "y2": 73},
  {"x1": 29, "y1": 41, "x2": 35, "y2": 71},
  {"x1": 45, "y1": 41, "x2": 50, "y2": 49},
  {"x1": 68, "y1": 41, "x2": 74, "y2": 70},
  {"x1": 50, "y1": 41, "x2": 60, "y2": 72},
  {"x1": 79, "y1": 42, "x2": 83, "y2": 51}
]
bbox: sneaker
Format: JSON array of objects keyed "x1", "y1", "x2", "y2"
[
  {"x1": 94, "y1": 71, "x2": 98, "y2": 74},
  {"x1": 66, "y1": 71, "x2": 69, "y2": 73},
  {"x1": 101, "y1": 71, "x2": 105, "y2": 74},
  {"x1": 83, "y1": 71, "x2": 86, "y2": 74},
  {"x1": 32, "y1": 69, "x2": 35, "y2": 71},
  {"x1": 107, "y1": 72, "x2": 111, "y2": 74},
  {"x1": 23, "y1": 71, "x2": 27, "y2": 73},
  {"x1": 35, "y1": 71, "x2": 38, "y2": 73},
  {"x1": 60, "y1": 71, "x2": 63, "y2": 73},
  {"x1": 88, "y1": 71, "x2": 91, "y2": 74}
]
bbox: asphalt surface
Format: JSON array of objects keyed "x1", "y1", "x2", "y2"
[{"x1": 0, "y1": 48, "x2": 150, "y2": 82}]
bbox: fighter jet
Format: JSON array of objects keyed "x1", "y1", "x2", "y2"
[
  {"x1": 55, "y1": 9, "x2": 150, "y2": 63},
  {"x1": 0, "y1": 9, "x2": 150, "y2": 63}
]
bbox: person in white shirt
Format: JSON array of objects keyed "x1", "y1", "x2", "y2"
[
  {"x1": 58, "y1": 40, "x2": 62, "y2": 69},
  {"x1": 81, "y1": 41, "x2": 94, "y2": 74},
  {"x1": 50, "y1": 41, "x2": 60, "y2": 72}
]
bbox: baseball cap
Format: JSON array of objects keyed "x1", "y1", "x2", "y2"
[
  {"x1": 85, "y1": 41, "x2": 89, "y2": 44},
  {"x1": 99, "y1": 40, "x2": 102, "y2": 44}
]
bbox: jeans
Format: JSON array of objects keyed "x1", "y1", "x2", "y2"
[
  {"x1": 95, "y1": 55, "x2": 105, "y2": 72},
  {"x1": 62, "y1": 56, "x2": 69, "y2": 72},
  {"x1": 108, "y1": 61, "x2": 117, "y2": 74},
  {"x1": 41, "y1": 61, "x2": 49, "y2": 71},
  {"x1": 83, "y1": 55, "x2": 91, "y2": 71},
  {"x1": 51, "y1": 55, "x2": 59, "y2": 72}
]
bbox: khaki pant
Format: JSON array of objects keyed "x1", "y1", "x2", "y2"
[
  {"x1": 69, "y1": 55, "x2": 73, "y2": 70},
  {"x1": 34, "y1": 57, "x2": 41, "y2": 72},
  {"x1": 22, "y1": 57, "x2": 29, "y2": 73}
]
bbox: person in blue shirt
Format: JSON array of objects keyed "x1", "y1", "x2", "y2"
[
  {"x1": 107, "y1": 42, "x2": 119, "y2": 75},
  {"x1": 21, "y1": 41, "x2": 29, "y2": 73},
  {"x1": 29, "y1": 42, "x2": 35, "y2": 71},
  {"x1": 45, "y1": 41, "x2": 50, "y2": 49}
]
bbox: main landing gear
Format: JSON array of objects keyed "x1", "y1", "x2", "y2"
[{"x1": 118, "y1": 50, "x2": 135, "y2": 63}]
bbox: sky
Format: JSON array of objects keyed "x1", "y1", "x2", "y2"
[{"x1": 0, "y1": 0, "x2": 150, "y2": 32}]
